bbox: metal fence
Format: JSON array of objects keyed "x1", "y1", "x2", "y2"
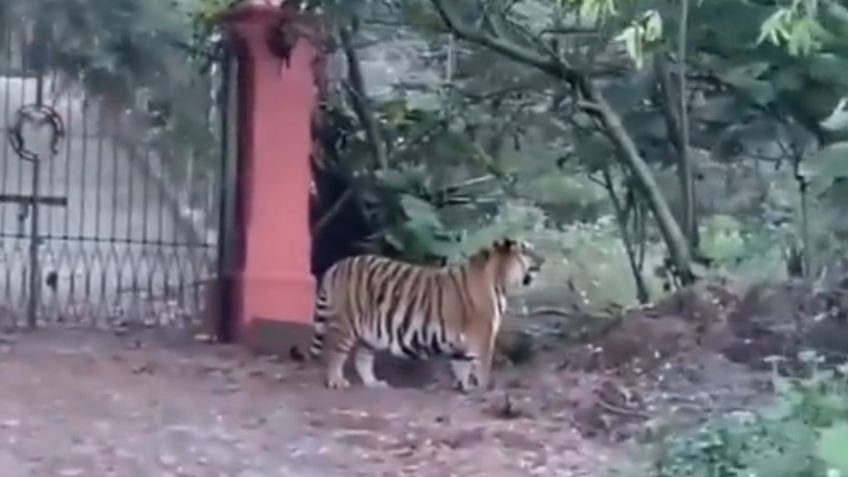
[{"x1": 0, "y1": 21, "x2": 234, "y2": 333}]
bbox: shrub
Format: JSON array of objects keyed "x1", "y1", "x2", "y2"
[{"x1": 641, "y1": 353, "x2": 848, "y2": 477}]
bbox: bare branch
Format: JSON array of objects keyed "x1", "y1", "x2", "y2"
[
  {"x1": 429, "y1": 0, "x2": 574, "y2": 80},
  {"x1": 655, "y1": 56, "x2": 682, "y2": 152},
  {"x1": 575, "y1": 100, "x2": 604, "y2": 114},
  {"x1": 539, "y1": 27, "x2": 599, "y2": 36},
  {"x1": 602, "y1": 164, "x2": 650, "y2": 304},
  {"x1": 314, "y1": 187, "x2": 354, "y2": 236},
  {"x1": 339, "y1": 26, "x2": 389, "y2": 169}
]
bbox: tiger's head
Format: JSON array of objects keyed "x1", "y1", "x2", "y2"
[{"x1": 489, "y1": 238, "x2": 544, "y2": 288}]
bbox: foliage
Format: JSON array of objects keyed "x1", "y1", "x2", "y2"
[
  {"x1": 758, "y1": 0, "x2": 832, "y2": 57},
  {"x1": 0, "y1": 0, "x2": 225, "y2": 211},
  {"x1": 653, "y1": 411, "x2": 823, "y2": 477},
  {"x1": 12, "y1": 0, "x2": 848, "y2": 308},
  {"x1": 304, "y1": 0, "x2": 848, "y2": 309},
  {"x1": 645, "y1": 353, "x2": 848, "y2": 477},
  {"x1": 0, "y1": 0, "x2": 197, "y2": 102}
]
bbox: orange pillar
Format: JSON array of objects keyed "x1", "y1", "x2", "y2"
[{"x1": 222, "y1": 2, "x2": 317, "y2": 355}]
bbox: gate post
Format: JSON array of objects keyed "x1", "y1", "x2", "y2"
[{"x1": 221, "y1": 1, "x2": 318, "y2": 355}]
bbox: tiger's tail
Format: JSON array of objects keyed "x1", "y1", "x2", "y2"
[{"x1": 308, "y1": 271, "x2": 332, "y2": 359}]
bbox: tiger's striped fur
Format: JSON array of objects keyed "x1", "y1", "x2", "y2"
[{"x1": 308, "y1": 238, "x2": 541, "y2": 391}]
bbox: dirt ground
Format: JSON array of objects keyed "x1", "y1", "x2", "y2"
[
  {"x1": 1, "y1": 277, "x2": 842, "y2": 477},
  {"x1": 0, "y1": 329, "x2": 616, "y2": 477}
]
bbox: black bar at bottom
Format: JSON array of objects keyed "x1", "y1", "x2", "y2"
[{"x1": 0, "y1": 194, "x2": 68, "y2": 206}]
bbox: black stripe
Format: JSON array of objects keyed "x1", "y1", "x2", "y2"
[
  {"x1": 436, "y1": 273, "x2": 449, "y2": 346},
  {"x1": 384, "y1": 263, "x2": 413, "y2": 352},
  {"x1": 411, "y1": 271, "x2": 433, "y2": 358},
  {"x1": 397, "y1": 269, "x2": 424, "y2": 358},
  {"x1": 344, "y1": 258, "x2": 365, "y2": 338},
  {"x1": 422, "y1": 275, "x2": 441, "y2": 355},
  {"x1": 377, "y1": 258, "x2": 400, "y2": 340}
]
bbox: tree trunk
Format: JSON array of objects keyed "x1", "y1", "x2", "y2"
[
  {"x1": 656, "y1": 56, "x2": 698, "y2": 251},
  {"x1": 577, "y1": 78, "x2": 695, "y2": 284},
  {"x1": 676, "y1": 0, "x2": 698, "y2": 249}
]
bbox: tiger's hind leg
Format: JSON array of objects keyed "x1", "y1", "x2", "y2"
[
  {"x1": 354, "y1": 347, "x2": 389, "y2": 388},
  {"x1": 325, "y1": 325, "x2": 356, "y2": 389},
  {"x1": 326, "y1": 352, "x2": 351, "y2": 389}
]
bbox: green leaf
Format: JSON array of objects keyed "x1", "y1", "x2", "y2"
[
  {"x1": 817, "y1": 423, "x2": 848, "y2": 472},
  {"x1": 400, "y1": 194, "x2": 443, "y2": 229},
  {"x1": 623, "y1": 110, "x2": 667, "y2": 141},
  {"x1": 573, "y1": 135, "x2": 614, "y2": 172},
  {"x1": 380, "y1": 99, "x2": 409, "y2": 126},
  {"x1": 614, "y1": 24, "x2": 644, "y2": 69},
  {"x1": 405, "y1": 91, "x2": 444, "y2": 112},
  {"x1": 809, "y1": 55, "x2": 848, "y2": 88},
  {"x1": 691, "y1": 96, "x2": 748, "y2": 123},
  {"x1": 800, "y1": 141, "x2": 848, "y2": 196},
  {"x1": 758, "y1": 8, "x2": 793, "y2": 46},
  {"x1": 721, "y1": 62, "x2": 771, "y2": 85},
  {"x1": 820, "y1": 98, "x2": 848, "y2": 132},
  {"x1": 642, "y1": 10, "x2": 663, "y2": 42},
  {"x1": 375, "y1": 169, "x2": 413, "y2": 191},
  {"x1": 772, "y1": 68, "x2": 804, "y2": 92},
  {"x1": 719, "y1": 74, "x2": 777, "y2": 105},
  {"x1": 604, "y1": 77, "x2": 655, "y2": 114}
]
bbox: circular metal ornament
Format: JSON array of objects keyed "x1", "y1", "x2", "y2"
[{"x1": 6, "y1": 103, "x2": 65, "y2": 162}]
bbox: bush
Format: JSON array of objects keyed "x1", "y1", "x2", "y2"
[{"x1": 639, "y1": 353, "x2": 848, "y2": 477}]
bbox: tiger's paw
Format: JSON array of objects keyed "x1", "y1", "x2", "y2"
[
  {"x1": 475, "y1": 377, "x2": 495, "y2": 392},
  {"x1": 452, "y1": 379, "x2": 472, "y2": 394},
  {"x1": 327, "y1": 376, "x2": 351, "y2": 389},
  {"x1": 363, "y1": 379, "x2": 390, "y2": 389},
  {"x1": 456, "y1": 375, "x2": 481, "y2": 392}
]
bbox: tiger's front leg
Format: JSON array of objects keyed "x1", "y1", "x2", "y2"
[
  {"x1": 448, "y1": 332, "x2": 478, "y2": 392},
  {"x1": 474, "y1": 346, "x2": 495, "y2": 392},
  {"x1": 454, "y1": 321, "x2": 498, "y2": 392},
  {"x1": 450, "y1": 358, "x2": 475, "y2": 393},
  {"x1": 474, "y1": 321, "x2": 500, "y2": 391}
]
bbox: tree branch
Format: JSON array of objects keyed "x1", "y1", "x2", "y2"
[
  {"x1": 656, "y1": 54, "x2": 697, "y2": 248},
  {"x1": 539, "y1": 27, "x2": 599, "y2": 36},
  {"x1": 577, "y1": 77, "x2": 694, "y2": 282},
  {"x1": 655, "y1": 56, "x2": 682, "y2": 152},
  {"x1": 429, "y1": 0, "x2": 574, "y2": 80},
  {"x1": 314, "y1": 187, "x2": 354, "y2": 235},
  {"x1": 602, "y1": 164, "x2": 650, "y2": 304},
  {"x1": 339, "y1": 25, "x2": 388, "y2": 169}
]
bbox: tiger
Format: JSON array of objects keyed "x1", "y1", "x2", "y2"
[{"x1": 307, "y1": 238, "x2": 542, "y2": 391}]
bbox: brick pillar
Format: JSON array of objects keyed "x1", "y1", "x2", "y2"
[{"x1": 221, "y1": 1, "x2": 317, "y2": 355}]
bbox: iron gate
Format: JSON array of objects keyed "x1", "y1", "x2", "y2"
[{"x1": 0, "y1": 20, "x2": 236, "y2": 333}]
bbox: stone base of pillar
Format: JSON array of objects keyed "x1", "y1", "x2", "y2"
[
  {"x1": 245, "y1": 317, "x2": 313, "y2": 358},
  {"x1": 238, "y1": 273, "x2": 315, "y2": 356}
]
